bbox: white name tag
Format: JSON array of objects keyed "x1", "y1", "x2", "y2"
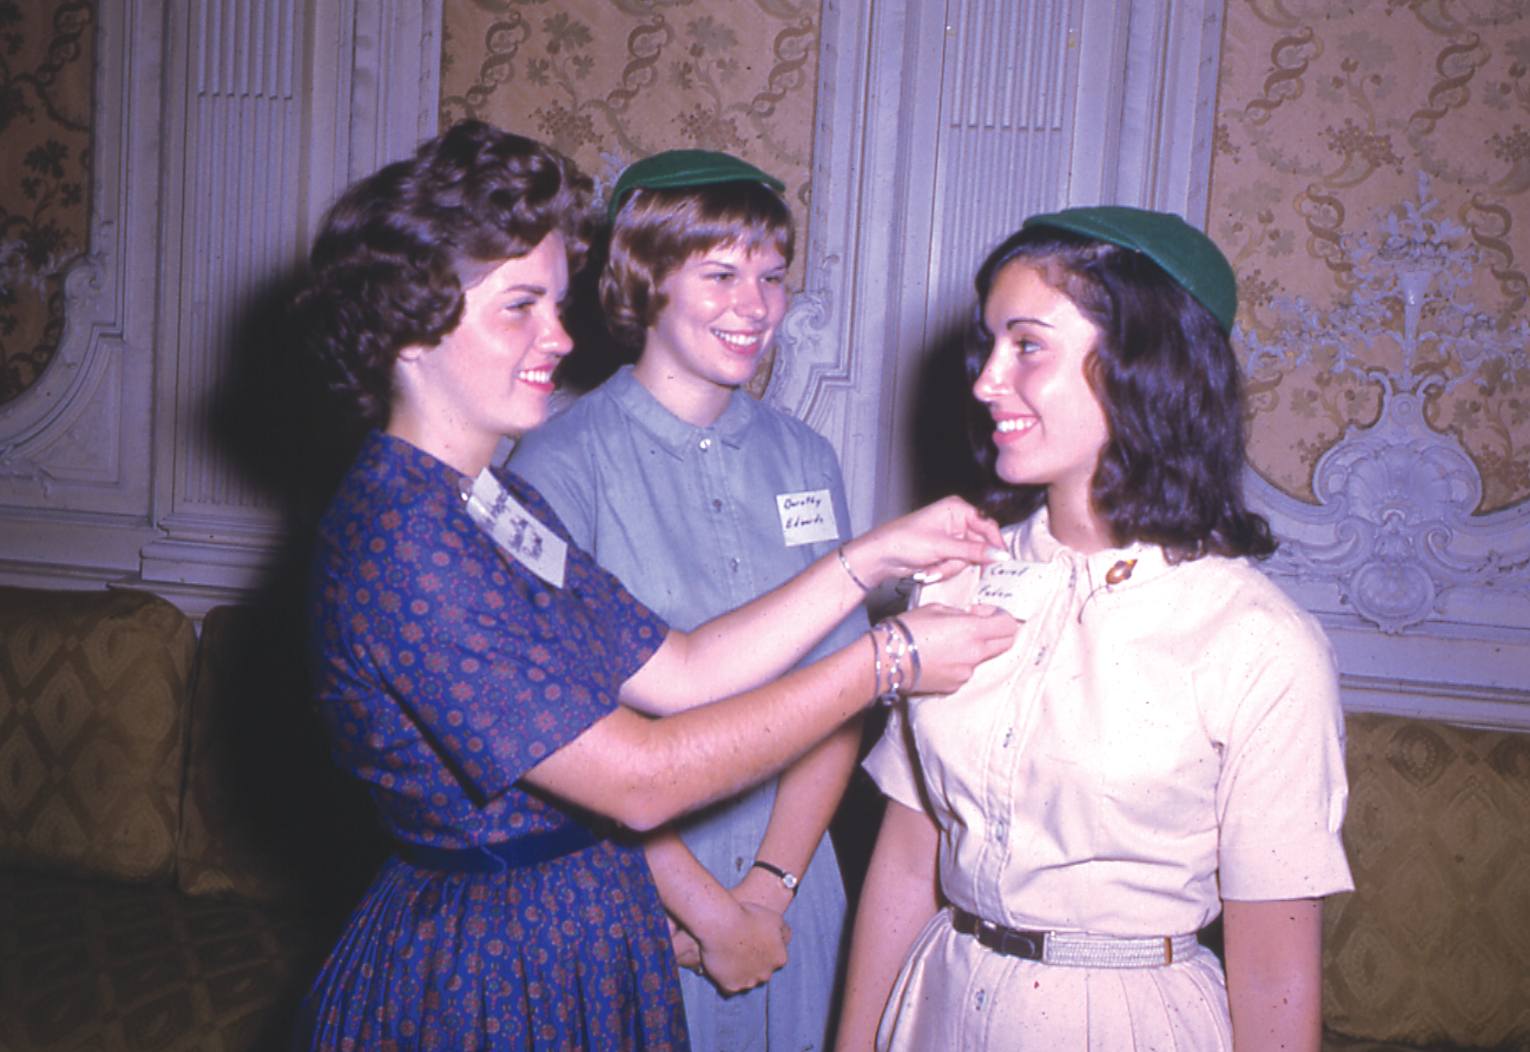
[
  {"x1": 463, "y1": 469, "x2": 568, "y2": 589},
  {"x1": 974, "y1": 559, "x2": 1056, "y2": 621},
  {"x1": 777, "y1": 488, "x2": 840, "y2": 547}
]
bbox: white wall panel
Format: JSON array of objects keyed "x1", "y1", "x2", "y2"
[{"x1": 0, "y1": 0, "x2": 441, "y2": 613}]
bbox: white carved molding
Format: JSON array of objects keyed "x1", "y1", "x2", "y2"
[
  {"x1": 0, "y1": 0, "x2": 159, "y2": 546},
  {"x1": 768, "y1": 0, "x2": 1226, "y2": 531},
  {"x1": 0, "y1": 1, "x2": 441, "y2": 612},
  {"x1": 1243, "y1": 175, "x2": 1530, "y2": 729}
]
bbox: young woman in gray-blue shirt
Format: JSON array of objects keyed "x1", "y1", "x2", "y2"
[{"x1": 511, "y1": 150, "x2": 861, "y2": 1051}]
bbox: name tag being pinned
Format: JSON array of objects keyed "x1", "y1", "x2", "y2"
[
  {"x1": 974, "y1": 559, "x2": 1055, "y2": 621},
  {"x1": 463, "y1": 469, "x2": 568, "y2": 589},
  {"x1": 777, "y1": 488, "x2": 840, "y2": 547}
]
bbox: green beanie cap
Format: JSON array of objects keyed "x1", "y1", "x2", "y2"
[
  {"x1": 607, "y1": 149, "x2": 786, "y2": 224},
  {"x1": 1022, "y1": 205, "x2": 1239, "y2": 333}
]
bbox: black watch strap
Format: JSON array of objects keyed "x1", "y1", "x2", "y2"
[{"x1": 750, "y1": 859, "x2": 799, "y2": 894}]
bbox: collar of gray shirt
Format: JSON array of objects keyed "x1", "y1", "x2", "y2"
[{"x1": 606, "y1": 365, "x2": 757, "y2": 458}]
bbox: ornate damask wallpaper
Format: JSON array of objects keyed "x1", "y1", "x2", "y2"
[
  {"x1": 1210, "y1": 0, "x2": 1529, "y2": 512},
  {"x1": 440, "y1": 0, "x2": 819, "y2": 237},
  {"x1": 439, "y1": 0, "x2": 821, "y2": 389},
  {"x1": 0, "y1": 1, "x2": 93, "y2": 407}
]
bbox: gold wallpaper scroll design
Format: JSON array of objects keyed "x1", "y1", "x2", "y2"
[
  {"x1": 0, "y1": 1, "x2": 94, "y2": 407},
  {"x1": 439, "y1": 0, "x2": 822, "y2": 393},
  {"x1": 1210, "y1": 1, "x2": 1530, "y2": 512}
]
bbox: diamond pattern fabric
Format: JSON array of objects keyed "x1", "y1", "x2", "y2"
[
  {"x1": 0, "y1": 587, "x2": 194, "y2": 883},
  {"x1": 1323, "y1": 713, "x2": 1530, "y2": 1048}
]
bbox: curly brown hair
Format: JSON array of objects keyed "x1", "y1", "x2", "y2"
[
  {"x1": 290, "y1": 120, "x2": 596, "y2": 427},
  {"x1": 599, "y1": 181, "x2": 793, "y2": 351}
]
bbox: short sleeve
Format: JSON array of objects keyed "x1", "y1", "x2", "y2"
[
  {"x1": 327, "y1": 479, "x2": 666, "y2": 806},
  {"x1": 1211, "y1": 603, "x2": 1353, "y2": 900},
  {"x1": 863, "y1": 703, "x2": 927, "y2": 814}
]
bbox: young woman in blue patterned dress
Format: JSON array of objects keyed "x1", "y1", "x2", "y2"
[
  {"x1": 511, "y1": 151, "x2": 862, "y2": 1051},
  {"x1": 288, "y1": 121, "x2": 1018, "y2": 1051}
]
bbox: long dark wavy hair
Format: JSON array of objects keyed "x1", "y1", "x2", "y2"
[
  {"x1": 965, "y1": 226, "x2": 1275, "y2": 561},
  {"x1": 289, "y1": 120, "x2": 596, "y2": 428}
]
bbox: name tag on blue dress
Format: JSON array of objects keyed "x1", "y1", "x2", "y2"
[
  {"x1": 463, "y1": 469, "x2": 568, "y2": 589},
  {"x1": 777, "y1": 488, "x2": 840, "y2": 547}
]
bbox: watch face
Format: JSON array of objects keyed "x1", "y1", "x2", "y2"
[{"x1": 782, "y1": 873, "x2": 799, "y2": 890}]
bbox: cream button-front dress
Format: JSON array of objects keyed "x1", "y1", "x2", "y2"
[{"x1": 864, "y1": 511, "x2": 1354, "y2": 1051}]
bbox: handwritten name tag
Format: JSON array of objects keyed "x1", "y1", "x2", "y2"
[
  {"x1": 777, "y1": 488, "x2": 840, "y2": 547},
  {"x1": 974, "y1": 558, "x2": 1056, "y2": 621},
  {"x1": 463, "y1": 469, "x2": 568, "y2": 589}
]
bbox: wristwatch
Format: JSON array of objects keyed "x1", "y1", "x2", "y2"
[{"x1": 750, "y1": 859, "x2": 799, "y2": 894}]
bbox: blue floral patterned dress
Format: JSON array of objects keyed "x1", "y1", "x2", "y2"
[{"x1": 296, "y1": 432, "x2": 684, "y2": 1051}]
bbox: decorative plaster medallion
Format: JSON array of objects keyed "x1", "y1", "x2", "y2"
[{"x1": 1243, "y1": 174, "x2": 1530, "y2": 634}]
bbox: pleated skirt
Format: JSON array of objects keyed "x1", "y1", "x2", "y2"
[{"x1": 296, "y1": 839, "x2": 688, "y2": 1051}]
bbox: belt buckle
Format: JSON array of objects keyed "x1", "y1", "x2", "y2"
[{"x1": 978, "y1": 918, "x2": 1044, "y2": 960}]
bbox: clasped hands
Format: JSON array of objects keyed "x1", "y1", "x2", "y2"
[{"x1": 668, "y1": 865, "x2": 796, "y2": 994}]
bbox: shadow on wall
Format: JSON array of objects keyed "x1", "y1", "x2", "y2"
[
  {"x1": 834, "y1": 318, "x2": 993, "y2": 904},
  {"x1": 210, "y1": 266, "x2": 368, "y2": 529},
  {"x1": 907, "y1": 320, "x2": 991, "y2": 510},
  {"x1": 194, "y1": 267, "x2": 389, "y2": 947}
]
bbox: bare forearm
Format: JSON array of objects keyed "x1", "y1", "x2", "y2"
[
  {"x1": 755, "y1": 720, "x2": 860, "y2": 875},
  {"x1": 529, "y1": 642, "x2": 872, "y2": 830},
  {"x1": 645, "y1": 829, "x2": 740, "y2": 940},
  {"x1": 526, "y1": 604, "x2": 1016, "y2": 833},
  {"x1": 668, "y1": 551, "x2": 869, "y2": 707},
  {"x1": 622, "y1": 497, "x2": 1006, "y2": 714},
  {"x1": 1224, "y1": 898, "x2": 1323, "y2": 1052},
  {"x1": 835, "y1": 801, "x2": 941, "y2": 1052}
]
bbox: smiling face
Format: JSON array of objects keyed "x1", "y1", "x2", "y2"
[
  {"x1": 634, "y1": 239, "x2": 788, "y2": 424},
  {"x1": 389, "y1": 232, "x2": 572, "y2": 472},
  {"x1": 973, "y1": 259, "x2": 1112, "y2": 539}
]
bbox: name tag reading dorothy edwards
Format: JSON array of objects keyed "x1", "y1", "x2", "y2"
[
  {"x1": 777, "y1": 488, "x2": 840, "y2": 547},
  {"x1": 464, "y1": 469, "x2": 568, "y2": 589}
]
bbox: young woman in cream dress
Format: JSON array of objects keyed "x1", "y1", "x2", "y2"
[{"x1": 836, "y1": 207, "x2": 1353, "y2": 1052}]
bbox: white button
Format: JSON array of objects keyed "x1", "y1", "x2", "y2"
[{"x1": 699, "y1": 438, "x2": 713, "y2": 451}]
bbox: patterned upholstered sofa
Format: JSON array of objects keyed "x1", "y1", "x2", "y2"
[
  {"x1": 1, "y1": 587, "x2": 1526, "y2": 1051},
  {"x1": 0, "y1": 586, "x2": 382, "y2": 1052},
  {"x1": 1320, "y1": 713, "x2": 1530, "y2": 1052}
]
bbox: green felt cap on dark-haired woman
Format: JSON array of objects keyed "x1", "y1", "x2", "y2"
[
  {"x1": 607, "y1": 149, "x2": 786, "y2": 224},
  {"x1": 1022, "y1": 205, "x2": 1239, "y2": 333}
]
